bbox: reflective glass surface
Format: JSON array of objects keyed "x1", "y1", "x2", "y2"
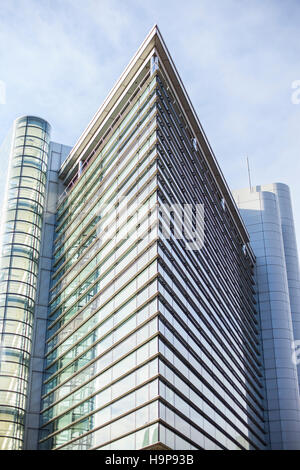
[{"x1": 0, "y1": 116, "x2": 50, "y2": 450}]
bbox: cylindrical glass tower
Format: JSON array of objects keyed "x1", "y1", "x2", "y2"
[{"x1": 0, "y1": 116, "x2": 51, "y2": 450}]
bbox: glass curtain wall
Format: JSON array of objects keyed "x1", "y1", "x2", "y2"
[
  {"x1": 38, "y1": 60, "x2": 267, "y2": 450},
  {"x1": 0, "y1": 116, "x2": 51, "y2": 450},
  {"x1": 39, "y1": 72, "x2": 160, "y2": 450},
  {"x1": 155, "y1": 70, "x2": 267, "y2": 450}
]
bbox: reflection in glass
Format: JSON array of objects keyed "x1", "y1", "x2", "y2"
[{"x1": 0, "y1": 116, "x2": 51, "y2": 450}]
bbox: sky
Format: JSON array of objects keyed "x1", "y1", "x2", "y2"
[{"x1": 1, "y1": 0, "x2": 300, "y2": 245}]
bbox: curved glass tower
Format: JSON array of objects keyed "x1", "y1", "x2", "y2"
[{"x1": 0, "y1": 116, "x2": 51, "y2": 450}]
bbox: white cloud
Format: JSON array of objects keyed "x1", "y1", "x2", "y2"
[{"x1": 1, "y1": 0, "x2": 300, "y2": 247}]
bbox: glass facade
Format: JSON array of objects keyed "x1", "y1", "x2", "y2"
[
  {"x1": 39, "y1": 72, "x2": 160, "y2": 450},
  {"x1": 155, "y1": 69, "x2": 266, "y2": 450},
  {"x1": 0, "y1": 28, "x2": 280, "y2": 451},
  {"x1": 0, "y1": 116, "x2": 51, "y2": 450},
  {"x1": 36, "y1": 53, "x2": 266, "y2": 449}
]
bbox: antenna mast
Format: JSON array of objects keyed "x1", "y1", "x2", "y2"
[{"x1": 246, "y1": 156, "x2": 252, "y2": 191}]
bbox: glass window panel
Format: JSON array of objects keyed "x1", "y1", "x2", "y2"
[{"x1": 26, "y1": 126, "x2": 45, "y2": 139}]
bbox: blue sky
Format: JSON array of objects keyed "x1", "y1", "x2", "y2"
[{"x1": 1, "y1": 0, "x2": 300, "y2": 243}]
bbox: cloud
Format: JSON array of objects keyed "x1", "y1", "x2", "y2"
[{"x1": 1, "y1": 0, "x2": 300, "y2": 248}]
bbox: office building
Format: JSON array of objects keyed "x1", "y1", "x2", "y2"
[
  {"x1": 0, "y1": 26, "x2": 298, "y2": 451},
  {"x1": 233, "y1": 184, "x2": 300, "y2": 450}
]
